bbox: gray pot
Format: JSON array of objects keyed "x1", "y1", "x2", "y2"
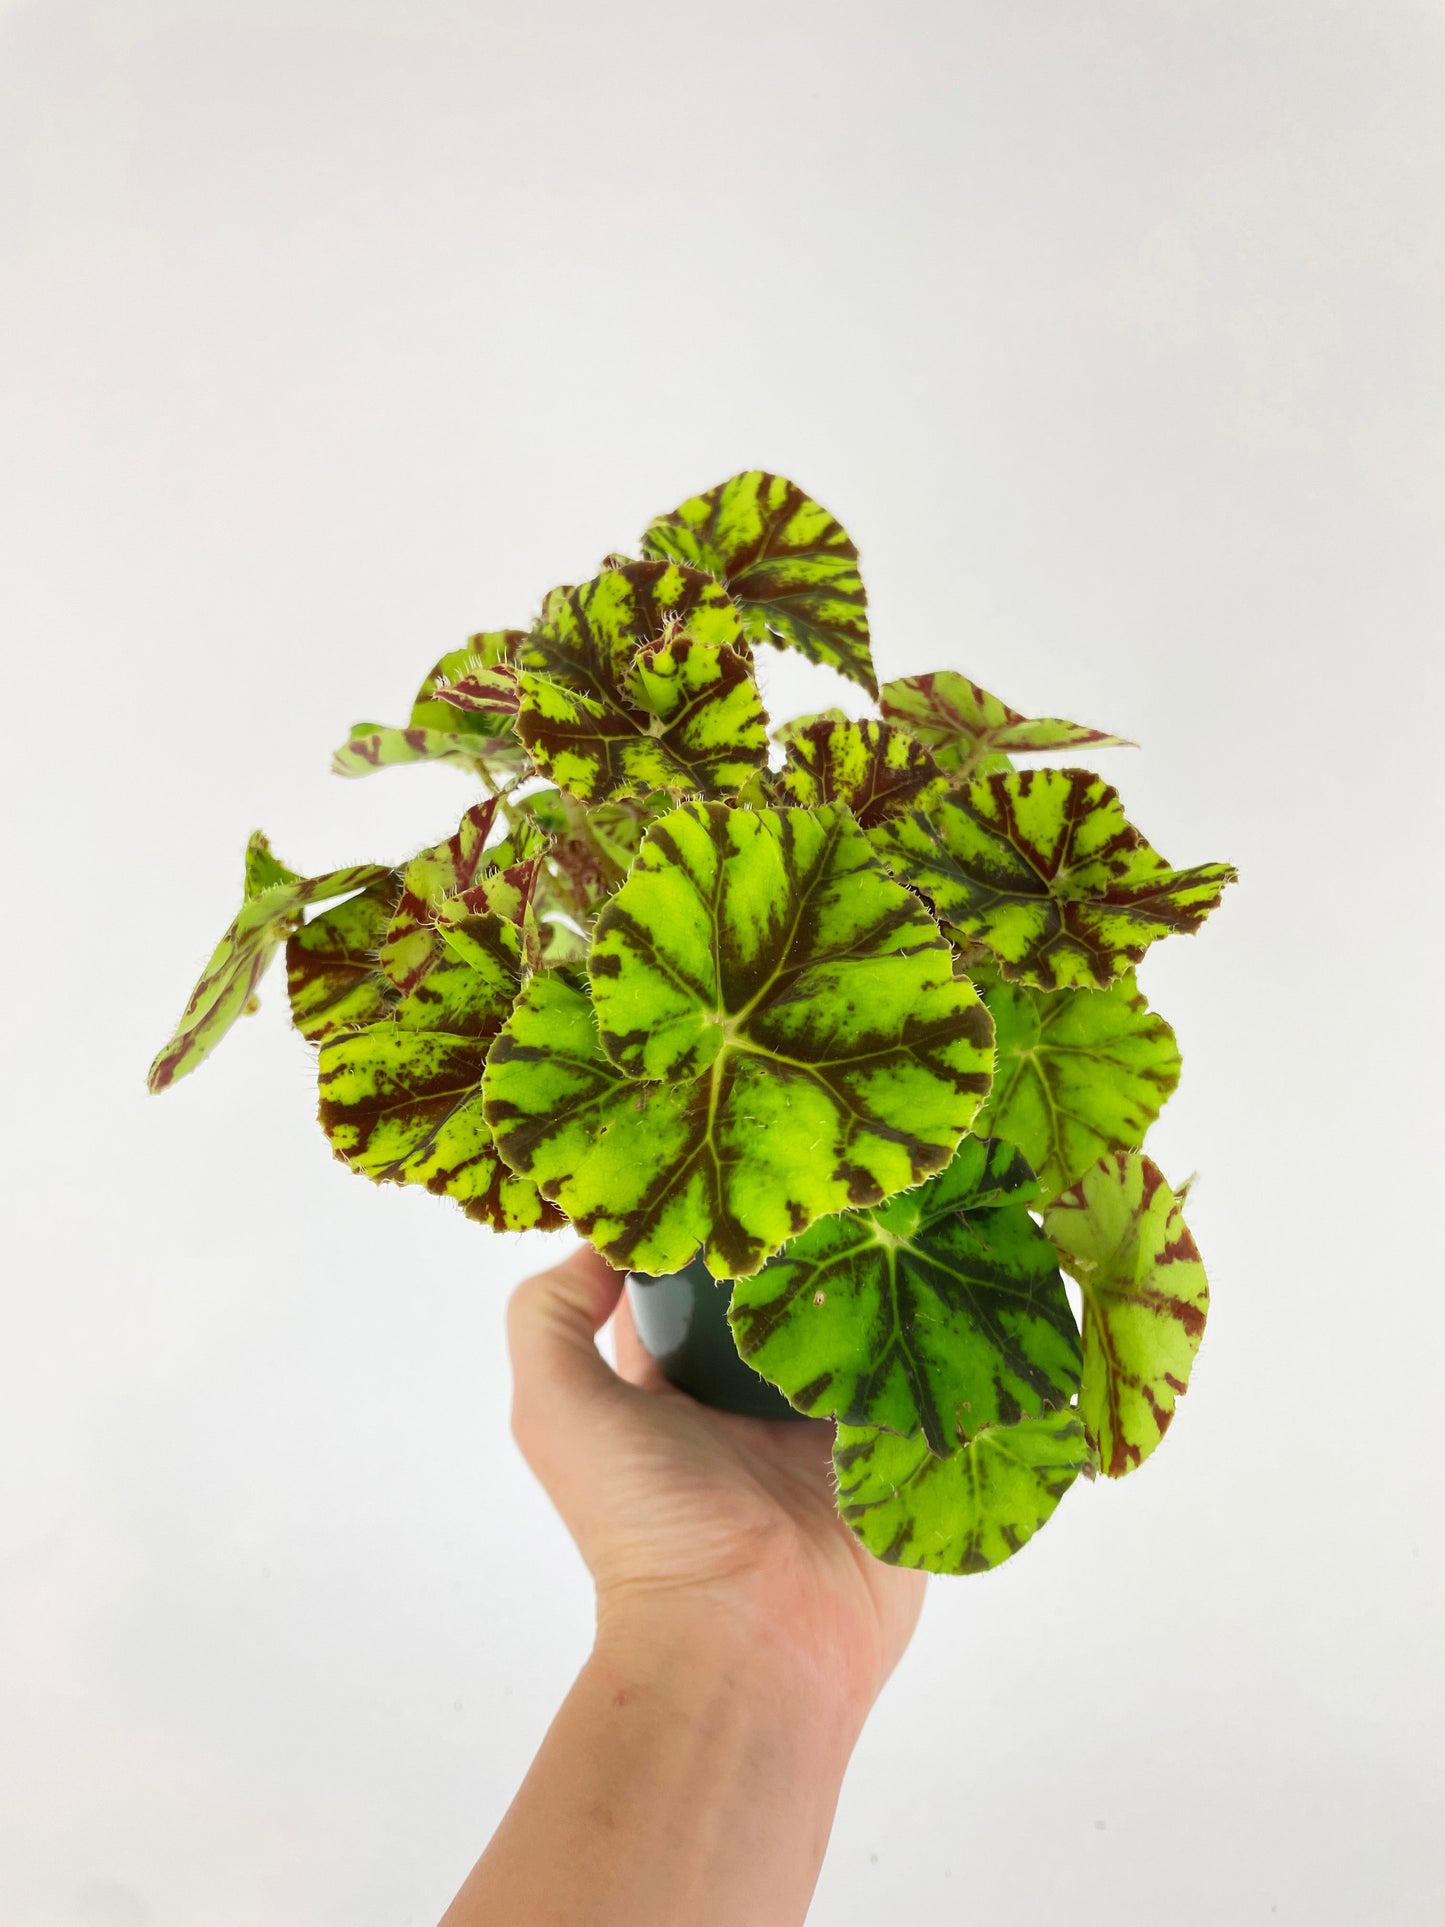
[{"x1": 625, "y1": 1257, "x2": 811, "y2": 1422}]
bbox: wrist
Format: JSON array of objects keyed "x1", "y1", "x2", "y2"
[{"x1": 591, "y1": 1589, "x2": 868, "y2": 1774}]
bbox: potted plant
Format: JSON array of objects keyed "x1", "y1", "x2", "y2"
[{"x1": 149, "y1": 470, "x2": 1235, "y2": 1575}]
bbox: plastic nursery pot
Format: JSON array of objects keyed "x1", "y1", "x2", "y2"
[{"x1": 625, "y1": 1258, "x2": 811, "y2": 1422}]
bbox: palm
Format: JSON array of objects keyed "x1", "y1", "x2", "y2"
[{"x1": 591, "y1": 1296, "x2": 927, "y2": 1716}]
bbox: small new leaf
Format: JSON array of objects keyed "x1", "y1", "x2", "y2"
[
  {"x1": 879, "y1": 670, "x2": 1131, "y2": 780},
  {"x1": 516, "y1": 562, "x2": 768, "y2": 801},
  {"x1": 833, "y1": 1410, "x2": 1091, "y2": 1574},
  {"x1": 641, "y1": 471, "x2": 876, "y2": 696},
  {"x1": 729, "y1": 1135, "x2": 1080, "y2": 1450},
  {"x1": 148, "y1": 839, "x2": 392, "y2": 1092},
  {"x1": 332, "y1": 634, "x2": 529, "y2": 777},
  {"x1": 871, "y1": 769, "x2": 1237, "y2": 989},
  {"x1": 1043, "y1": 1151, "x2": 1208, "y2": 1478}
]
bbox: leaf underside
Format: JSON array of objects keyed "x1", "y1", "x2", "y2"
[
  {"x1": 1043, "y1": 1151, "x2": 1208, "y2": 1477},
  {"x1": 642, "y1": 471, "x2": 876, "y2": 697},
  {"x1": 729, "y1": 1134, "x2": 1079, "y2": 1451},
  {"x1": 484, "y1": 801, "x2": 995, "y2": 1278},
  {"x1": 833, "y1": 1409, "x2": 1091, "y2": 1574},
  {"x1": 870, "y1": 768, "x2": 1237, "y2": 989}
]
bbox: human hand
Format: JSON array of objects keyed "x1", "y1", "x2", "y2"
[{"x1": 506, "y1": 1245, "x2": 927, "y2": 1733}]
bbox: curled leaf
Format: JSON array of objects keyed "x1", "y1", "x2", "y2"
[
  {"x1": 642, "y1": 471, "x2": 875, "y2": 696},
  {"x1": 1043, "y1": 1151, "x2": 1208, "y2": 1477},
  {"x1": 516, "y1": 562, "x2": 768, "y2": 802},
  {"x1": 149, "y1": 836, "x2": 391, "y2": 1092},
  {"x1": 729, "y1": 1135, "x2": 1079, "y2": 1450},
  {"x1": 879, "y1": 670, "x2": 1131, "y2": 780},
  {"x1": 833, "y1": 1409, "x2": 1091, "y2": 1574},
  {"x1": 331, "y1": 633, "x2": 529, "y2": 778}
]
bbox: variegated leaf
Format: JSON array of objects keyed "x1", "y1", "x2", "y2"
[
  {"x1": 775, "y1": 718, "x2": 947, "y2": 829},
  {"x1": 314, "y1": 851, "x2": 560, "y2": 1232},
  {"x1": 148, "y1": 838, "x2": 392, "y2": 1092},
  {"x1": 430, "y1": 663, "x2": 521, "y2": 716},
  {"x1": 871, "y1": 769, "x2": 1237, "y2": 989},
  {"x1": 516, "y1": 562, "x2": 768, "y2": 802},
  {"x1": 332, "y1": 633, "x2": 529, "y2": 777},
  {"x1": 641, "y1": 471, "x2": 876, "y2": 696},
  {"x1": 485, "y1": 803, "x2": 995, "y2": 1279},
  {"x1": 974, "y1": 972, "x2": 1181, "y2": 1194},
  {"x1": 833, "y1": 1410, "x2": 1091, "y2": 1574},
  {"x1": 378, "y1": 801, "x2": 546, "y2": 995},
  {"x1": 286, "y1": 879, "x2": 401, "y2": 1044},
  {"x1": 729, "y1": 1135, "x2": 1079, "y2": 1450},
  {"x1": 317, "y1": 1019, "x2": 561, "y2": 1232},
  {"x1": 1043, "y1": 1152, "x2": 1208, "y2": 1478},
  {"x1": 879, "y1": 670, "x2": 1131, "y2": 780}
]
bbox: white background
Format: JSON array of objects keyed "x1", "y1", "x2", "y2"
[{"x1": 3, "y1": 3, "x2": 1443, "y2": 1922}]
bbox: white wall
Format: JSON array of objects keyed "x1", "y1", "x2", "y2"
[{"x1": 2, "y1": 3, "x2": 1442, "y2": 1922}]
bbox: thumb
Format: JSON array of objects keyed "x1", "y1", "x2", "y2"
[{"x1": 506, "y1": 1244, "x2": 629, "y2": 1467}]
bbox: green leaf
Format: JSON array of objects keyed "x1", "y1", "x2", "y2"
[
  {"x1": 378, "y1": 799, "x2": 513, "y2": 994},
  {"x1": 879, "y1": 670, "x2": 1131, "y2": 780},
  {"x1": 641, "y1": 471, "x2": 876, "y2": 696},
  {"x1": 729, "y1": 1135, "x2": 1080, "y2": 1451},
  {"x1": 771, "y1": 707, "x2": 851, "y2": 745},
  {"x1": 516, "y1": 562, "x2": 768, "y2": 801},
  {"x1": 973, "y1": 972, "x2": 1181, "y2": 1194},
  {"x1": 148, "y1": 842, "x2": 392, "y2": 1092},
  {"x1": 314, "y1": 849, "x2": 560, "y2": 1232},
  {"x1": 833, "y1": 1410, "x2": 1091, "y2": 1574},
  {"x1": 317, "y1": 1020, "x2": 561, "y2": 1232},
  {"x1": 870, "y1": 769, "x2": 1237, "y2": 989},
  {"x1": 1043, "y1": 1152, "x2": 1208, "y2": 1478},
  {"x1": 331, "y1": 634, "x2": 529, "y2": 777},
  {"x1": 430, "y1": 662, "x2": 521, "y2": 718},
  {"x1": 486, "y1": 803, "x2": 996, "y2": 1278},
  {"x1": 775, "y1": 719, "x2": 947, "y2": 829},
  {"x1": 244, "y1": 831, "x2": 300, "y2": 898},
  {"x1": 286, "y1": 879, "x2": 400, "y2": 1044}
]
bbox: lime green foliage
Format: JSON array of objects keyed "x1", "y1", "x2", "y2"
[
  {"x1": 1043, "y1": 1152, "x2": 1207, "y2": 1478},
  {"x1": 833, "y1": 1410, "x2": 1092, "y2": 1574},
  {"x1": 973, "y1": 972, "x2": 1181, "y2": 1194},
  {"x1": 314, "y1": 802, "x2": 560, "y2": 1232},
  {"x1": 879, "y1": 670, "x2": 1130, "y2": 779},
  {"x1": 150, "y1": 473, "x2": 1235, "y2": 1575},
  {"x1": 872, "y1": 769, "x2": 1237, "y2": 989},
  {"x1": 332, "y1": 634, "x2": 529, "y2": 778},
  {"x1": 486, "y1": 803, "x2": 995, "y2": 1277},
  {"x1": 775, "y1": 718, "x2": 946, "y2": 827},
  {"x1": 642, "y1": 471, "x2": 876, "y2": 696},
  {"x1": 148, "y1": 834, "x2": 391, "y2": 1091},
  {"x1": 515, "y1": 560, "x2": 768, "y2": 803},
  {"x1": 729, "y1": 1135, "x2": 1078, "y2": 1449},
  {"x1": 286, "y1": 881, "x2": 400, "y2": 1044}
]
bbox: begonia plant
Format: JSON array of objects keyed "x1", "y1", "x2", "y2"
[{"x1": 149, "y1": 472, "x2": 1235, "y2": 1575}]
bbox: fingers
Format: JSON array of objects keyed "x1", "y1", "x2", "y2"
[{"x1": 507, "y1": 1244, "x2": 627, "y2": 1446}]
